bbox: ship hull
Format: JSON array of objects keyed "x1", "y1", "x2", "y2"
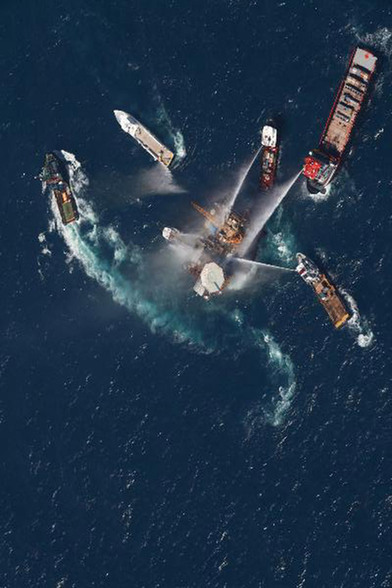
[
  {"x1": 40, "y1": 153, "x2": 79, "y2": 225},
  {"x1": 296, "y1": 253, "x2": 350, "y2": 329},
  {"x1": 260, "y1": 124, "x2": 279, "y2": 191},
  {"x1": 303, "y1": 47, "x2": 377, "y2": 194},
  {"x1": 114, "y1": 110, "x2": 174, "y2": 168}
]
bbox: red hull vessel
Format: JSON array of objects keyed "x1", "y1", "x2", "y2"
[{"x1": 260, "y1": 124, "x2": 279, "y2": 191}]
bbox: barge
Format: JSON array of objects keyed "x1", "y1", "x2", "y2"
[
  {"x1": 303, "y1": 47, "x2": 377, "y2": 194},
  {"x1": 296, "y1": 253, "x2": 350, "y2": 329}
]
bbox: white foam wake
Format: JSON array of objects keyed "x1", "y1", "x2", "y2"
[
  {"x1": 342, "y1": 289, "x2": 374, "y2": 348},
  {"x1": 233, "y1": 310, "x2": 297, "y2": 427},
  {"x1": 267, "y1": 225, "x2": 297, "y2": 265},
  {"x1": 303, "y1": 182, "x2": 332, "y2": 203},
  {"x1": 46, "y1": 154, "x2": 208, "y2": 346},
  {"x1": 155, "y1": 104, "x2": 186, "y2": 164},
  {"x1": 238, "y1": 170, "x2": 301, "y2": 257},
  {"x1": 256, "y1": 330, "x2": 297, "y2": 426},
  {"x1": 45, "y1": 152, "x2": 298, "y2": 426},
  {"x1": 361, "y1": 27, "x2": 392, "y2": 61}
]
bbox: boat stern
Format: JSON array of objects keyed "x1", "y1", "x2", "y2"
[{"x1": 303, "y1": 151, "x2": 337, "y2": 194}]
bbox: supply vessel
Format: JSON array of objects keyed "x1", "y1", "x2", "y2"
[
  {"x1": 40, "y1": 153, "x2": 79, "y2": 225},
  {"x1": 260, "y1": 124, "x2": 279, "y2": 190},
  {"x1": 296, "y1": 253, "x2": 350, "y2": 328},
  {"x1": 303, "y1": 47, "x2": 377, "y2": 194},
  {"x1": 114, "y1": 110, "x2": 174, "y2": 167}
]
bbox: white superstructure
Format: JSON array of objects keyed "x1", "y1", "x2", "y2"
[
  {"x1": 261, "y1": 125, "x2": 277, "y2": 148},
  {"x1": 113, "y1": 110, "x2": 174, "y2": 167},
  {"x1": 162, "y1": 227, "x2": 179, "y2": 241},
  {"x1": 193, "y1": 262, "x2": 225, "y2": 299}
]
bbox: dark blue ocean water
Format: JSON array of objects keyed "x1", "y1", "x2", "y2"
[{"x1": 1, "y1": 1, "x2": 392, "y2": 586}]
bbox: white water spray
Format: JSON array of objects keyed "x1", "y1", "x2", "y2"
[
  {"x1": 236, "y1": 258, "x2": 294, "y2": 273},
  {"x1": 224, "y1": 146, "x2": 262, "y2": 214},
  {"x1": 131, "y1": 165, "x2": 186, "y2": 197},
  {"x1": 228, "y1": 258, "x2": 293, "y2": 291},
  {"x1": 45, "y1": 152, "x2": 298, "y2": 426},
  {"x1": 238, "y1": 170, "x2": 301, "y2": 257},
  {"x1": 342, "y1": 289, "x2": 375, "y2": 348},
  {"x1": 169, "y1": 236, "x2": 203, "y2": 265}
]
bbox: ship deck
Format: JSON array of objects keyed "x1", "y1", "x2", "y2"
[
  {"x1": 314, "y1": 276, "x2": 350, "y2": 328},
  {"x1": 321, "y1": 48, "x2": 377, "y2": 156},
  {"x1": 135, "y1": 127, "x2": 174, "y2": 167}
]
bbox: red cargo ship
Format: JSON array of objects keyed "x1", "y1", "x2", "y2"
[{"x1": 303, "y1": 47, "x2": 377, "y2": 194}]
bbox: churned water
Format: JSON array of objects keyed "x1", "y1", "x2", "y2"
[{"x1": 1, "y1": 1, "x2": 392, "y2": 586}]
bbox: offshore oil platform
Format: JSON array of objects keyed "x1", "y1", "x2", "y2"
[
  {"x1": 39, "y1": 45, "x2": 377, "y2": 330},
  {"x1": 162, "y1": 122, "x2": 283, "y2": 300},
  {"x1": 163, "y1": 201, "x2": 247, "y2": 299}
]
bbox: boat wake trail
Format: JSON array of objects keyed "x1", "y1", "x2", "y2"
[
  {"x1": 231, "y1": 312, "x2": 297, "y2": 427},
  {"x1": 52, "y1": 153, "x2": 208, "y2": 347},
  {"x1": 257, "y1": 330, "x2": 296, "y2": 426},
  {"x1": 342, "y1": 290, "x2": 375, "y2": 348},
  {"x1": 238, "y1": 170, "x2": 301, "y2": 257},
  {"x1": 302, "y1": 180, "x2": 332, "y2": 203},
  {"x1": 155, "y1": 104, "x2": 186, "y2": 165},
  {"x1": 232, "y1": 309, "x2": 296, "y2": 428},
  {"x1": 48, "y1": 152, "x2": 297, "y2": 425}
]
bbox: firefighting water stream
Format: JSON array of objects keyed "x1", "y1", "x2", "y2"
[
  {"x1": 44, "y1": 152, "x2": 297, "y2": 426},
  {"x1": 236, "y1": 258, "x2": 294, "y2": 272},
  {"x1": 225, "y1": 146, "x2": 262, "y2": 214},
  {"x1": 7, "y1": 6, "x2": 390, "y2": 586},
  {"x1": 238, "y1": 170, "x2": 302, "y2": 257}
]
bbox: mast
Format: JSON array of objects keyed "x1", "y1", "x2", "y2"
[{"x1": 191, "y1": 201, "x2": 220, "y2": 228}]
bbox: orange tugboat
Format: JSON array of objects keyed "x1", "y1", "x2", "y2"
[
  {"x1": 296, "y1": 253, "x2": 350, "y2": 328},
  {"x1": 303, "y1": 46, "x2": 377, "y2": 194},
  {"x1": 260, "y1": 124, "x2": 279, "y2": 190}
]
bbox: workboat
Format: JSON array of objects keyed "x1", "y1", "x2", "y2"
[
  {"x1": 296, "y1": 253, "x2": 350, "y2": 328},
  {"x1": 260, "y1": 124, "x2": 279, "y2": 190},
  {"x1": 113, "y1": 110, "x2": 174, "y2": 167},
  {"x1": 40, "y1": 153, "x2": 79, "y2": 225},
  {"x1": 303, "y1": 47, "x2": 377, "y2": 194}
]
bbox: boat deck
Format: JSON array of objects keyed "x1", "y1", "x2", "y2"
[
  {"x1": 135, "y1": 127, "x2": 174, "y2": 167},
  {"x1": 313, "y1": 276, "x2": 350, "y2": 328},
  {"x1": 322, "y1": 48, "x2": 377, "y2": 156}
]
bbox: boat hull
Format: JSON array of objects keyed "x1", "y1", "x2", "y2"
[
  {"x1": 260, "y1": 124, "x2": 279, "y2": 190},
  {"x1": 114, "y1": 110, "x2": 174, "y2": 168},
  {"x1": 40, "y1": 153, "x2": 79, "y2": 225},
  {"x1": 303, "y1": 47, "x2": 377, "y2": 194},
  {"x1": 296, "y1": 253, "x2": 350, "y2": 328}
]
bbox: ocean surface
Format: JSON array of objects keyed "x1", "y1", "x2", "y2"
[{"x1": 1, "y1": 1, "x2": 392, "y2": 586}]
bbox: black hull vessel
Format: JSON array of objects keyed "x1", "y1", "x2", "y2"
[{"x1": 40, "y1": 153, "x2": 79, "y2": 225}]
